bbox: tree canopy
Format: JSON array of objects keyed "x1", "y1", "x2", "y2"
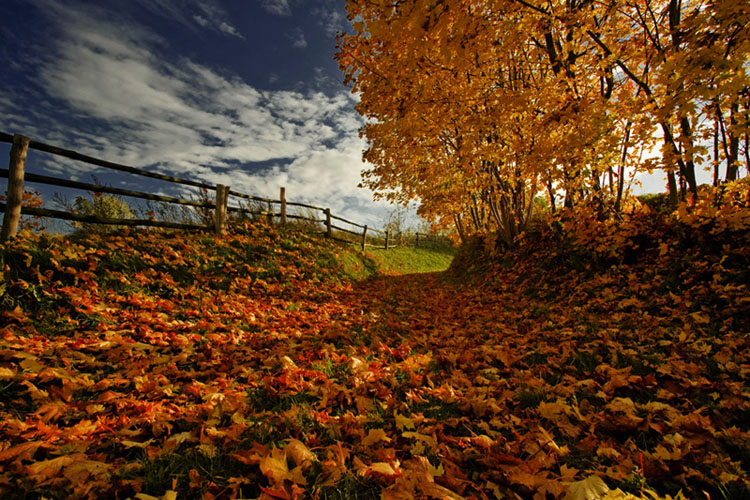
[{"x1": 337, "y1": 0, "x2": 750, "y2": 243}]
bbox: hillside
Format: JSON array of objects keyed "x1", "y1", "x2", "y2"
[{"x1": 0, "y1": 210, "x2": 748, "y2": 500}]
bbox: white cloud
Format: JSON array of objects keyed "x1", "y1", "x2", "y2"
[
  {"x1": 289, "y1": 28, "x2": 308, "y2": 48},
  {"x1": 314, "y1": 6, "x2": 346, "y2": 37},
  {"x1": 129, "y1": 0, "x2": 244, "y2": 38},
  {"x1": 193, "y1": 15, "x2": 210, "y2": 27},
  {"x1": 218, "y1": 22, "x2": 244, "y2": 39},
  {"x1": 260, "y1": 0, "x2": 292, "y2": 16},
  {"x1": 0, "y1": 0, "x2": 392, "y2": 226}
]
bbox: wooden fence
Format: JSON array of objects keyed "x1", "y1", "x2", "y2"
[{"x1": 0, "y1": 132, "x2": 393, "y2": 249}]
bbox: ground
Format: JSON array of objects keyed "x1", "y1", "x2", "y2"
[{"x1": 0, "y1": 221, "x2": 748, "y2": 499}]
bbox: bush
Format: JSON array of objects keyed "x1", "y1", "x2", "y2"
[{"x1": 72, "y1": 193, "x2": 135, "y2": 233}]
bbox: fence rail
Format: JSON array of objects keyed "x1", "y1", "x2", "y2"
[
  {"x1": 0, "y1": 203, "x2": 205, "y2": 230},
  {"x1": 0, "y1": 132, "x2": 396, "y2": 250}
]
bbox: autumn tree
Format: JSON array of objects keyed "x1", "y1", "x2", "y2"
[{"x1": 338, "y1": 0, "x2": 750, "y2": 242}]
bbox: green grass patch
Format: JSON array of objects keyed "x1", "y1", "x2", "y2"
[
  {"x1": 362, "y1": 246, "x2": 457, "y2": 275},
  {"x1": 333, "y1": 244, "x2": 456, "y2": 280}
]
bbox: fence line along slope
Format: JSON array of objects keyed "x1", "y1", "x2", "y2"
[{"x1": 0, "y1": 131, "x2": 397, "y2": 248}]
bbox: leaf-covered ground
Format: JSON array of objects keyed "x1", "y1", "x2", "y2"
[{"x1": 0, "y1": 214, "x2": 749, "y2": 500}]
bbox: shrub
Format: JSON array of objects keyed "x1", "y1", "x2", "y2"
[{"x1": 72, "y1": 193, "x2": 135, "y2": 233}]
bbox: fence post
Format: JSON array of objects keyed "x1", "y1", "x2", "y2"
[
  {"x1": 385, "y1": 230, "x2": 390, "y2": 250},
  {"x1": 361, "y1": 225, "x2": 367, "y2": 251},
  {"x1": 324, "y1": 208, "x2": 332, "y2": 238},
  {"x1": 325, "y1": 208, "x2": 333, "y2": 238},
  {"x1": 415, "y1": 233, "x2": 419, "y2": 247},
  {"x1": 266, "y1": 212, "x2": 273, "y2": 226},
  {"x1": 214, "y1": 184, "x2": 228, "y2": 235},
  {"x1": 280, "y1": 187, "x2": 286, "y2": 225},
  {"x1": 1, "y1": 134, "x2": 30, "y2": 243}
]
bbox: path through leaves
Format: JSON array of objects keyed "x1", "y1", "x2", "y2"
[{"x1": 0, "y1": 220, "x2": 748, "y2": 499}]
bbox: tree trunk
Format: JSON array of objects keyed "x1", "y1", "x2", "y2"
[
  {"x1": 615, "y1": 123, "x2": 630, "y2": 213},
  {"x1": 713, "y1": 118, "x2": 720, "y2": 187},
  {"x1": 678, "y1": 116, "x2": 699, "y2": 201},
  {"x1": 667, "y1": 170, "x2": 679, "y2": 209},
  {"x1": 453, "y1": 214, "x2": 466, "y2": 243},
  {"x1": 727, "y1": 102, "x2": 740, "y2": 181},
  {"x1": 547, "y1": 179, "x2": 556, "y2": 214}
]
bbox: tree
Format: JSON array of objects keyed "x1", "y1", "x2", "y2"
[{"x1": 337, "y1": 0, "x2": 750, "y2": 241}]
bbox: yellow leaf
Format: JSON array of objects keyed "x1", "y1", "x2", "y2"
[
  {"x1": 395, "y1": 412, "x2": 415, "y2": 431},
  {"x1": 280, "y1": 355, "x2": 297, "y2": 371},
  {"x1": 539, "y1": 401, "x2": 568, "y2": 422},
  {"x1": 663, "y1": 433, "x2": 683, "y2": 446},
  {"x1": 285, "y1": 438, "x2": 315, "y2": 467},
  {"x1": 420, "y1": 482, "x2": 465, "y2": 500},
  {"x1": 135, "y1": 493, "x2": 178, "y2": 500},
  {"x1": 0, "y1": 367, "x2": 15, "y2": 379},
  {"x1": 362, "y1": 428, "x2": 391, "y2": 447},
  {"x1": 402, "y1": 432, "x2": 437, "y2": 449},
  {"x1": 26, "y1": 455, "x2": 76, "y2": 478},
  {"x1": 85, "y1": 404, "x2": 106, "y2": 415},
  {"x1": 63, "y1": 459, "x2": 110, "y2": 482},
  {"x1": 564, "y1": 475, "x2": 610, "y2": 500},
  {"x1": 286, "y1": 464, "x2": 308, "y2": 485},
  {"x1": 690, "y1": 311, "x2": 710, "y2": 324},
  {"x1": 19, "y1": 357, "x2": 45, "y2": 373},
  {"x1": 484, "y1": 480, "x2": 505, "y2": 499},
  {"x1": 260, "y1": 446, "x2": 288, "y2": 483},
  {"x1": 367, "y1": 462, "x2": 397, "y2": 475},
  {"x1": 427, "y1": 462, "x2": 444, "y2": 478}
]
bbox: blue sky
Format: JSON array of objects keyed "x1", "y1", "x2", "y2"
[{"x1": 0, "y1": 0, "x2": 401, "y2": 227}]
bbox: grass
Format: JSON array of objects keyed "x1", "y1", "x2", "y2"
[
  {"x1": 333, "y1": 243, "x2": 457, "y2": 280},
  {"x1": 361, "y1": 246, "x2": 457, "y2": 275}
]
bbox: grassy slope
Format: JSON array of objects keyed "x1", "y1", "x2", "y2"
[
  {"x1": 1, "y1": 210, "x2": 748, "y2": 500},
  {"x1": 339, "y1": 246, "x2": 457, "y2": 280},
  {"x1": 0, "y1": 224, "x2": 456, "y2": 500}
]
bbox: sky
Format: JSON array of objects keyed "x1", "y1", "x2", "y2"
[{"x1": 0, "y1": 0, "x2": 406, "y2": 229}]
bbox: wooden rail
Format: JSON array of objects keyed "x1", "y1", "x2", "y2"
[
  {"x1": 0, "y1": 169, "x2": 213, "y2": 208},
  {"x1": 0, "y1": 131, "x2": 397, "y2": 249},
  {"x1": 0, "y1": 132, "x2": 211, "y2": 189},
  {"x1": 0, "y1": 203, "x2": 205, "y2": 230}
]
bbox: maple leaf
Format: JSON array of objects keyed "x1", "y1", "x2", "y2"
[
  {"x1": 260, "y1": 445, "x2": 307, "y2": 487},
  {"x1": 395, "y1": 412, "x2": 415, "y2": 431},
  {"x1": 361, "y1": 428, "x2": 392, "y2": 447},
  {"x1": 564, "y1": 475, "x2": 610, "y2": 500}
]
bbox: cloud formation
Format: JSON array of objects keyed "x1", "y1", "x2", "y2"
[
  {"x1": 0, "y1": 0, "x2": 389, "y2": 225},
  {"x1": 288, "y1": 27, "x2": 308, "y2": 48},
  {"x1": 133, "y1": 0, "x2": 244, "y2": 38},
  {"x1": 314, "y1": 5, "x2": 347, "y2": 37},
  {"x1": 259, "y1": 0, "x2": 292, "y2": 16}
]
